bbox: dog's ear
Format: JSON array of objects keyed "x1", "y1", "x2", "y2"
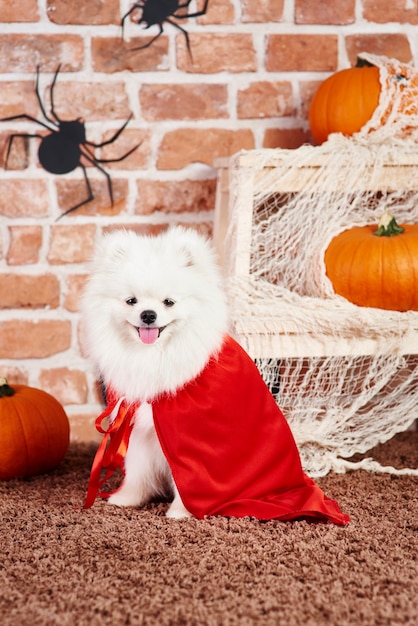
[
  {"x1": 94, "y1": 231, "x2": 132, "y2": 263},
  {"x1": 166, "y1": 226, "x2": 216, "y2": 270},
  {"x1": 179, "y1": 244, "x2": 198, "y2": 268}
]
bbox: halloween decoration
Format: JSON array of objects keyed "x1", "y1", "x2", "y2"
[
  {"x1": 309, "y1": 52, "x2": 418, "y2": 144},
  {"x1": 0, "y1": 378, "x2": 70, "y2": 480},
  {"x1": 0, "y1": 66, "x2": 140, "y2": 218},
  {"x1": 223, "y1": 139, "x2": 418, "y2": 478},
  {"x1": 309, "y1": 58, "x2": 381, "y2": 144},
  {"x1": 324, "y1": 210, "x2": 418, "y2": 311},
  {"x1": 122, "y1": 0, "x2": 210, "y2": 59}
]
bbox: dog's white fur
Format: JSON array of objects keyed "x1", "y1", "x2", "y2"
[{"x1": 81, "y1": 227, "x2": 228, "y2": 518}]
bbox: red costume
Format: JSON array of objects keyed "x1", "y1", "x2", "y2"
[{"x1": 84, "y1": 336, "x2": 349, "y2": 525}]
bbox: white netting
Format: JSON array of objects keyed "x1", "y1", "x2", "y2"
[{"x1": 223, "y1": 54, "x2": 418, "y2": 477}]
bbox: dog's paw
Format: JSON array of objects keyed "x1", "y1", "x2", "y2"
[
  {"x1": 166, "y1": 502, "x2": 193, "y2": 520},
  {"x1": 108, "y1": 487, "x2": 145, "y2": 508},
  {"x1": 166, "y1": 487, "x2": 192, "y2": 519}
]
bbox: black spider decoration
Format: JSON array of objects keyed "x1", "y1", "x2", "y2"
[
  {"x1": 122, "y1": 0, "x2": 210, "y2": 59},
  {"x1": 0, "y1": 66, "x2": 140, "y2": 218}
]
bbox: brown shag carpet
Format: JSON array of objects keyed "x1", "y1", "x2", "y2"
[{"x1": 0, "y1": 432, "x2": 417, "y2": 626}]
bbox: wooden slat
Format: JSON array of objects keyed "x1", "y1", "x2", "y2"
[{"x1": 214, "y1": 149, "x2": 418, "y2": 359}]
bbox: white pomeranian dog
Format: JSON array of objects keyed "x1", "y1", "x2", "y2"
[{"x1": 81, "y1": 226, "x2": 228, "y2": 518}]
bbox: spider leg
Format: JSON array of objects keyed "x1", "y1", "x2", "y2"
[
  {"x1": 57, "y1": 163, "x2": 95, "y2": 219},
  {"x1": 166, "y1": 18, "x2": 193, "y2": 60},
  {"x1": 48, "y1": 65, "x2": 63, "y2": 125},
  {"x1": 175, "y1": 0, "x2": 210, "y2": 18},
  {"x1": 85, "y1": 114, "x2": 133, "y2": 148},
  {"x1": 121, "y1": 2, "x2": 144, "y2": 39},
  {"x1": 81, "y1": 148, "x2": 114, "y2": 204},
  {"x1": 128, "y1": 25, "x2": 164, "y2": 51},
  {"x1": 91, "y1": 142, "x2": 142, "y2": 164},
  {"x1": 35, "y1": 66, "x2": 60, "y2": 127},
  {"x1": 0, "y1": 113, "x2": 53, "y2": 131},
  {"x1": 1, "y1": 131, "x2": 44, "y2": 168},
  {"x1": 0, "y1": 113, "x2": 54, "y2": 167},
  {"x1": 88, "y1": 158, "x2": 114, "y2": 206},
  {"x1": 82, "y1": 138, "x2": 141, "y2": 165}
]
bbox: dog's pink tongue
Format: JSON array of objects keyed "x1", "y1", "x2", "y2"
[{"x1": 138, "y1": 327, "x2": 159, "y2": 345}]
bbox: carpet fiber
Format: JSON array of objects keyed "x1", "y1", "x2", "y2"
[{"x1": 1, "y1": 432, "x2": 417, "y2": 625}]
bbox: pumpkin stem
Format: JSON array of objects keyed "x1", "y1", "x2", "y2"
[
  {"x1": 0, "y1": 377, "x2": 15, "y2": 397},
  {"x1": 374, "y1": 211, "x2": 405, "y2": 237}
]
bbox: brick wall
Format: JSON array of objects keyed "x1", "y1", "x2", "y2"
[{"x1": 1, "y1": 0, "x2": 417, "y2": 441}]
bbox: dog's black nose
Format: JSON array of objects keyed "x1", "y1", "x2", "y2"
[{"x1": 140, "y1": 309, "x2": 157, "y2": 325}]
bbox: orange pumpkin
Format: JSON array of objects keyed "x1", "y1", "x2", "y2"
[
  {"x1": 324, "y1": 211, "x2": 418, "y2": 311},
  {"x1": 309, "y1": 54, "x2": 418, "y2": 143},
  {"x1": 309, "y1": 58, "x2": 381, "y2": 144},
  {"x1": 0, "y1": 378, "x2": 70, "y2": 479}
]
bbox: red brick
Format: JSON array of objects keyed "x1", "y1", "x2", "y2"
[
  {"x1": 157, "y1": 128, "x2": 255, "y2": 169},
  {"x1": 64, "y1": 274, "x2": 88, "y2": 313},
  {"x1": 39, "y1": 367, "x2": 88, "y2": 405},
  {"x1": 68, "y1": 411, "x2": 103, "y2": 443},
  {"x1": 177, "y1": 34, "x2": 257, "y2": 73},
  {"x1": 134, "y1": 179, "x2": 217, "y2": 215},
  {"x1": 102, "y1": 223, "x2": 172, "y2": 238},
  {"x1": 0, "y1": 274, "x2": 60, "y2": 309},
  {"x1": 300, "y1": 80, "x2": 323, "y2": 120},
  {"x1": 45, "y1": 80, "x2": 132, "y2": 122},
  {"x1": 92, "y1": 36, "x2": 169, "y2": 73},
  {"x1": 0, "y1": 81, "x2": 40, "y2": 118},
  {"x1": 130, "y1": 221, "x2": 213, "y2": 239},
  {"x1": 55, "y1": 178, "x2": 129, "y2": 218},
  {"x1": 237, "y1": 81, "x2": 293, "y2": 119},
  {"x1": 363, "y1": 0, "x2": 418, "y2": 24},
  {"x1": 0, "y1": 367, "x2": 28, "y2": 386},
  {"x1": 100, "y1": 129, "x2": 151, "y2": 170},
  {"x1": 0, "y1": 0, "x2": 39, "y2": 22},
  {"x1": 0, "y1": 180, "x2": 48, "y2": 218},
  {"x1": 0, "y1": 320, "x2": 71, "y2": 358},
  {"x1": 241, "y1": 0, "x2": 284, "y2": 22},
  {"x1": 295, "y1": 0, "x2": 355, "y2": 24},
  {"x1": 266, "y1": 35, "x2": 338, "y2": 72},
  {"x1": 178, "y1": 222, "x2": 213, "y2": 238},
  {"x1": 0, "y1": 35, "x2": 83, "y2": 72},
  {"x1": 48, "y1": 224, "x2": 96, "y2": 264},
  {"x1": 101, "y1": 222, "x2": 213, "y2": 238},
  {"x1": 197, "y1": 0, "x2": 235, "y2": 24},
  {"x1": 140, "y1": 84, "x2": 228, "y2": 121},
  {"x1": 7, "y1": 226, "x2": 43, "y2": 265},
  {"x1": 46, "y1": 0, "x2": 119, "y2": 25},
  {"x1": 263, "y1": 128, "x2": 313, "y2": 149},
  {"x1": 345, "y1": 34, "x2": 413, "y2": 66}
]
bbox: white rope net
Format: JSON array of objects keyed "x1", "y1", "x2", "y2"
[{"x1": 224, "y1": 53, "x2": 418, "y2": 477}]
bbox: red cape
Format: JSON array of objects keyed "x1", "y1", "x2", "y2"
[{"x1": 85, "y1": 336, "x2": 349, "y2": 525}]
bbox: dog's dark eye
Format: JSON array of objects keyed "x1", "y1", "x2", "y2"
[
  {"x1": 126, "y1": 297, "x2": 137, "y2": 306},
  {"x1": 163, "y1": 298, "x2": 175, "y2": 307}
]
